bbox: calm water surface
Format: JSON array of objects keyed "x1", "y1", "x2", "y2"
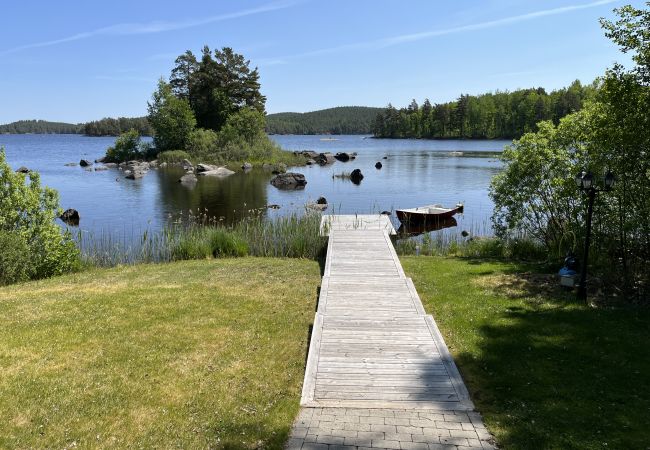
[{"x1": 1, "y1": 134, "x2": 509, "y2": 241}]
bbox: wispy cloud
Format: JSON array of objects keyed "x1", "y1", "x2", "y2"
[
  {"x1": 1, "y1": 0, "x2": 300, "y2": 56},
  {"x1": 268, "y1": 0, "x2": 620, "y2": 62}
]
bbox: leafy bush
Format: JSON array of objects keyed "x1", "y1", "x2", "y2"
[
  {"x1": 209, "y1": 230, "x2": 249, "y2": 257},
  {"x1": 158, "y1": 150, "x2": 192, "y2": 164},
  {"x1": 0, "y1": 231, "x2": 32, "y2": 285},
  {"x1": 105, "y1": 129, "x2": 152, "y2": 163},
  {"x1": 0, "y1": 149, "x2": 80, "y2": 283},
  {"x1": 186, "y1": 128, "x2": 219, "y2": 160}
]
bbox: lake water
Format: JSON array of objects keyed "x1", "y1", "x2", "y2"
[{"x1": 0, "y1": 134, "x2": 508, "y2": 241}]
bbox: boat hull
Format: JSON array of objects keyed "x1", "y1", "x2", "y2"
[{"x1": 396, "y1": 205, "x2": 463, "y2": 225}]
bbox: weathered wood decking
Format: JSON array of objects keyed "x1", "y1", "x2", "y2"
[{"x1": 301, "y1": 215, "x2": 474, "y2": 410}]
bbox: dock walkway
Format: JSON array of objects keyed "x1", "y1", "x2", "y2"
[{"x1": 286, "y1": 216, "x2": 494, "y2": 449}]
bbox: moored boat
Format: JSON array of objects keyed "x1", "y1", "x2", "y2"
[{"x1": 396, "y1": 203, "x2": 464, "y2": 225}]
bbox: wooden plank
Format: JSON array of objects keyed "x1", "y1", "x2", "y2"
[{"x1": 299, "y1": 313, "x2": 323, "y2": 406}]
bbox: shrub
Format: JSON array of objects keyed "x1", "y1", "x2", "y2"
[
  {"x1": 0, "y1": 231, "x2": 32, "y2": 285},
  {"x1": 209, "y1": 230, "x2": 249, "y2": 257},
  {"x1": 158, "y1": 150, "x2": 192, "y2": 164},
  {"x1": 0, "y1": 149, "x2": 80, "y2": 283},
  {"x1": 186, "y1": 128, "x2": 219, "y2": 160},
  {"x1": 105, "y1": 129, "x2": 151, "y2": 163}
]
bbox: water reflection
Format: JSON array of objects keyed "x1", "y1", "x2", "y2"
[
  {"x1": 155, "y1": 167, "x2": 270, "y2": 225},
  {"x1": 397, "y1": 217, "x2": 458, "y2": 237}
]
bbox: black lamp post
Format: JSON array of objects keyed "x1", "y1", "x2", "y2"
[{"x1": 574, "y1": 170, "x2": 615, "y2": 301}]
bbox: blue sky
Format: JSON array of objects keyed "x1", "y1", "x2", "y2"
[{"x1": 0, "y1": 0, "x2": 643, "y2": 123}]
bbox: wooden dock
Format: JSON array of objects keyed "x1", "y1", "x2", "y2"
[{"x1": 301, "y1": 215, "x2": 474, "y2": 410}]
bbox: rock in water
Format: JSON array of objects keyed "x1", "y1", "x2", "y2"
[
  {"x1": 196, "y1": 163, "x2": 218, "y2": 173},
  {"x1": 375, "y1": 161, "x2": 383, "y2": 169},
  {"x1": 270, "y1": 172, "x2": 307, "y2": 189},
  {"x1": 197, "y1": 167, "x2": 235, "y2": 177},
  {"x1": 242, "y1": 162, "x2": 253, "y2": 171},
  {"x1": 60, "y1": 209, "x2": 80, "y2": 225},
  {"x1": 79, "y1": 159, "x2": 92, "y2": 167},
  {"x1": 350, "y1": 169, "x2": 364, "y2": 185},
  {"x1": 334, "y1": 152, "x2": 350, "y2": 162},
  {"x1": 95, "y1": 156, "x2": 106, "y2": 163},
  {"x1": 306, "y1": 202, "x2": 328, "y2": 211},
  {"x1": 316, "y1": 196, "x2": 328, "y2": 205},
  {"x1": 15, "y1": 166, "x2": 30, "y2": 173},
  {"x1": 316, "y1": 153, "x2": 336, "y2": 165},
  {"x1": 125, "y1": 170, "x2": 145, "y2": 179},
  {"x1": 179, "y1": 173, "x2": 197, "y2": 184}
]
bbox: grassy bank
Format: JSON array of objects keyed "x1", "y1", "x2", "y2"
[
  {"x1": 0, "y1": 258, "x2": 320, "y2": 449},
  {"x1": 402, "y1": 256, "x2": 650, "y2": 449}
]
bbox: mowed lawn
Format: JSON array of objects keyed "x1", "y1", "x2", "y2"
[
  {"x1": 0, "y1": 258, "x2": 320, "y2": 449},
  {"x1": 402, "y1": 256, "x2": 650, "y2": 450}
]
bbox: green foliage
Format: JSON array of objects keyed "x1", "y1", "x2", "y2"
[
  {"x1": 490, "y1": 3, "x2": 650, "y2": 301},
  {"x1": 169, "y1": 46, "x2": 265, "y2": 132},
  {"x1": 170, "y1": 230, "x2": 212, "y2": 260},
  {"x1": 0, "y1": 149, "x2": 80, "y2": 283},
  {"x1": 104, "y1": 129, "x2": 148, "y2": 162},
  {"x1": 83, "y1": 117, "x2": 152, "y2": 136},
  {"x1": 266, "y1": 106, "x2": 383, "y2": 135},
  {"x1": 374, "y1": 81, "x2": 594, "y2": 140},
  {"x1": 186, "y1": 128, "x2": 219, "y2": 160},
  {"x1": 147, "y1": 80, "x2": 197, "y2": 152},
  {"x1": 0, "y1": 120, "x2": 82, "y2": 134},
  {"x1": 209, "y1": 230, "x2": 249, "y2": 257},
  {"x1": 0, "y1": 231, "x2": 32, "y2": 285},
  {"x1": 157, "y1": 150, "x2": 191, "y2": 164}
]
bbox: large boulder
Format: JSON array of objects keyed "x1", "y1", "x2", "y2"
[
  {"x1": 316, "y1": 153, "x2": 336, "y2": 165},
  {"x1": 270, "y1": 172, "x2": 307, "y2": 189},
  {"x1": 79, "y1": 159, "x2": 92, "y2": 167},
  {"x1": 198, "y1": 167, "x2": 235, "y2": 177},
  {"x1": 334, "y1": 152, "x2": 351, "y2": 162},
  {"x1": 196, "y1": 163, "x2": 218, "y2": 173},
  {"x1": 179, "y1": 173, "x2": 197, "y2": 184},
  {"x1": 181, "y1": 159, "x2": 193, "y2": 171},
  {"x1": 350, "y1": 168, "x2": 364, "y2": 184},
  {"x1": 60, "y1": 209, "x2": 80, "y2": 225}
]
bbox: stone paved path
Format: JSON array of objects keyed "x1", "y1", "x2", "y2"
[{"x1": 287, "y1": 216, "x2": 496, "y2": 449}]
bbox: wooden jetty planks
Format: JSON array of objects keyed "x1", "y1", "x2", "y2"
[{"x1": 302, "y1": 217, "x2": 474, "y2": 410}]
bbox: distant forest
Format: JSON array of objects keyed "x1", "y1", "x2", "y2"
[
  {"x1": 373, "y1": 80, "x2": 594, "y2": 140},
  {"x1": 0, "y1": 117, "x2": 152, "y2": 136},
  {"x1": 266, "y1": 106, "x2": 382, "y2": 135},
  {"x1": 0, "y1": 120, "x2": 82, "y2": 134}
]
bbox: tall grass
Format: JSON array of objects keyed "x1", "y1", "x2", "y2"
[{"x1": 79, "y1": 212, "x2": 327, "y2": 267}]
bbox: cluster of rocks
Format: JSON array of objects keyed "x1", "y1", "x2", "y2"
[
  {"x1": 177, "y1": 162, "x2": 235, "y2": 185},
  {"x1": 121, "y1": 160, "x2": 157, "y2": 179}
]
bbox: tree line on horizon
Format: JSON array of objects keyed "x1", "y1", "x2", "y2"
[
  {"x1": 373, "y1": 80, "x2": 595, "y2": 139},
  {"x1": 0, "y1": 117, "x2": 152, "y2": 136},
  {"x1": 265, "y1": 106, "x2": 382, "y2": 134}
]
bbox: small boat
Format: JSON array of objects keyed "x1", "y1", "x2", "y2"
[{"x1": 396, "y1": 203, "x2": 464, "y2": 225}]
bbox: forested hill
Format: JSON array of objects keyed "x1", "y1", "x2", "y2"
[
  {"x1": 0, "y1": 120, "x2": 82, "y2": 134},
  {"x1": 373, "y1": 80, "x2": 594, "y2": 140},
  {"x1": 0, "y1": 117, "x2": 152, "y2": 136},
  {"x1": 266, "y1": 106, "x2": 382, "y2": 135}
]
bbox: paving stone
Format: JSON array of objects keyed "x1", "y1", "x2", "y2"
[
  {"x1": 370, "y1": 424, "x2": 398, "y2": 433},
  {"x1": 285, "y1": 437, "x2": 304, "y2": 449},
  {"x1": 399, "y1": 442, "x2": 430, "y2": 450},
  {"x1": 384, "y1": 432, "x2": 413, "y2": 442},
  {"x1": 316, "y1": 435, "x2": 345, "y2": 445},
  {"x1": 361, "y1": 416, "x2": 387, "y2": 424},
  {"x1": 301, "y1": 443, "x2": 329, "y2": 450},
  {"x1": 384, "y1": 417, "x2": 411, "y2": 426},
  {"x1": 371, "y1": 439, "x2": 401, "y2": 449},
  {"x1": 449, "y1": 429, "x2": 479, "y2": 439},
  {"x1": 434, "y1": 421, "x2": 463, "y2": 430}
]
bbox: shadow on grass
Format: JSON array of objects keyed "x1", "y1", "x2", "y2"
[{"x1": 452, "y1": 261, "x2": 650, "y2": 449}]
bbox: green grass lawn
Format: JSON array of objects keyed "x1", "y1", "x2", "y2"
[
  {"x1": 0, "y1": 258, "x2": 320, "y2": 449},
  {"x1": 402, "y1": 256, "x2": 650, "y2": 450}
]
